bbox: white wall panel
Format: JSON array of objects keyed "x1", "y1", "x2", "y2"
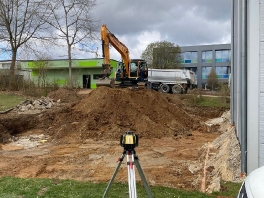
[
  {"x1": 260, "y1": 1, "x2": 264, "y2": 167},
  {"x1": 260, "y1": 144, "x2": 264, "y2": 165},
  {"x1": 247, "y1": 0, "x2": 261, "y2": 171},
  {"x1": 260, "y1": 53, "x2": 264, "y2": 91},
  {"x1": 260, "y1": 2, "x2": 264, "y2": 41}
]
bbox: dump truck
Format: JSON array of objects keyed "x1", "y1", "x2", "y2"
[{"x1": 146, "y1": 68, "x2": 197, "y2": 94}]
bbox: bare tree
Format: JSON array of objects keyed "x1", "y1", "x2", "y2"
[
  {"x1": 141, "y1": 41, "x2": 182, "y2": 69},
  {"x1": 0, "y1": 0, "x2": 50, "y2": 90},
  {"x1": 46, "y1": 0, "x2": 98, "y2": 88}
]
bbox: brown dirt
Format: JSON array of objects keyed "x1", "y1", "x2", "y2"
[{"x1": 0, "y1": 87, "x2": 232, "y2": 192}]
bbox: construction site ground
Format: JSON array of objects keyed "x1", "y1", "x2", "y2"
[{"x1": 0, "y1": 87, "x2": 241, "y2": 194}]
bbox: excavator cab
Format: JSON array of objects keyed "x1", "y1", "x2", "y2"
[
  {"x1": 130, "y1": 59, "x2": 148, "y2": 82},
  {"x1": 116, "y1": 59, "x2": 148, "y2": 83},
  {"x1": 97, "y1": 60, "x2": 148, "y2": 88}
]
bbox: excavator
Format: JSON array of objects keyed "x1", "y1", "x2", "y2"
[{"x1": 96, "y1": 24, "x2": 148, "y2": 88}]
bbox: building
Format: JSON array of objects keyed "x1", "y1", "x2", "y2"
[
  {"x1": 0, "y1": 61, "x2": 31, "y2": 85},
  {"x1": 231, "y1": 0, "x2": 264, "y2": 174},
  {"x1": 20, "y1": 58, "x2": 119, "y2": 89},
  {"x1": 180, "y1": 44, "x2": 231, "y2": 88}
]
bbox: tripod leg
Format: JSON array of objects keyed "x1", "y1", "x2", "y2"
[
  {"x1": 134, "y1": 156, "x2": 154, "y2": 198},
  {"x1": 127, "y1": 151, "x2": 137, "y2": 198},
  {"x1": 131, "y1": 151, "x2": 137, "y2": 198},
  {"x1": 102, "y1": 152, "x2": 125, "y2": 198}
]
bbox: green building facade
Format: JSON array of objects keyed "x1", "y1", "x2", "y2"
[{"x1": 21, "y1": 58, "x2": 119, "y2": 89}]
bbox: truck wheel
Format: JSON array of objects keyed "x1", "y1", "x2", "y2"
[
  {"x1": 160, "y1": 84, "x2": 170, "y2": 93},
  {"x1": 172, "y1": 85, "x2": 182, "y2": 94}
]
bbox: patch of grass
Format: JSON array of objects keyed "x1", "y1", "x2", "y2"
[
  {"x1": 180, "y1": 94, "x2": 230, "y2": 109},
  {"x1": 196, "y1": 96, "x2": 230, "y2": 108},
  {"x1": 0, "y1": 177, "x2": 104, "y2": 198},
  {"x1": 211, "y1": 181, "x2": 242, "y2": 197},
  {"x1": 0, "y1": 176, "x2": 241, "y2": 198},
  {"x1": 0, "y1": 92, "x2": 25, "y2": 111}
]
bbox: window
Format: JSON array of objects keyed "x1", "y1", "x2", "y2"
[
  {"x1": 2, "y1": 63, "x2": 11, "y2": 69},
  {"x1": 202, "y1": 66, "x2": 212, "y2": 79},
  {"x1": 130, "y1": 62, "x2": 137, "y2": 73},
  {"x1": 191, "y1": 52, "x2": 198, "y2": 63},
  {"x1": 215, "y1": 66, "x2": 230, "y2": 79},
  {"x1": 202, "y1": 51, "x2": 212, "y2": 63},
  {"x1": 181, "y1": 51, "x2": 197, "y2": 64},
  {"x1": 215, "y1": 50, "x2": 231, "y2": 63},
  {"x1": 180, "y1": 53, "x2": 185, "y2": 63}
]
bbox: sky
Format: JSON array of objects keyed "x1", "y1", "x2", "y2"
[
  {"x1": 90, "y1": 0, "x2": 232, "y2": 61},
  {"x1": 0, "y1": 0, "x2": 232, "y2": 61}
]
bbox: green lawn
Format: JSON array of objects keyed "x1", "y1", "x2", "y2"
[
  {"x1": 0, "y1": 177, "x2": 241, "y2": 198},
  {"x1": 0, "y1": 92, "x2": 25, "y2": 111},
  {"x1": 181, "y1": 94, "x2": 230, "y2": 109},
  {"x1": 197, "y1": 96, "x2": 230, "y2": 108}
]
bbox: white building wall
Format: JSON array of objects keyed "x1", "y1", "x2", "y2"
[
  {"x1": 247, "y1": 0, "x2": 264, "y2": 174},
  {"x1": 259, "y1": 0, "x2": 264, "y2": 167}
]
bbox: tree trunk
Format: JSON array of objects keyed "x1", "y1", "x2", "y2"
[
  {"x1": 68, "y1": 45, "x2": 73, "y2": 89},
  {"x1": 9, "y1": 50, "x2": 17, "y2": 90}
]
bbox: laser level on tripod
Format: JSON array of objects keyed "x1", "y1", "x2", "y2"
[{"x1": 102, "y1": 131, "x2": 153, "y2": 198}]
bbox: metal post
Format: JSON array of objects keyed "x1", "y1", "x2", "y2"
[
  {"x1": 241, "y1": 0, "x2": 247, "y2": 175},
  {"x1": 231, "y1": 0, "x2": 235, "y2": 124},
  {"x1": 127, "y1": 151, "x2": 137, "y2": 198}
]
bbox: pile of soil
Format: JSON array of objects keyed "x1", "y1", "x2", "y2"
[
  {"x1": 47, "y1": 88, "x2": 82, "y2": 103},
  {"x1": 39, "y1": 87, "x2": 207, "y2": 144}
]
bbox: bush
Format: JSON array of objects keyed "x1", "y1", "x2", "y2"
[
  {"x1": 187, "y1": 88, "x2": 204, "y2": 105},
  {"x1": 0, "y1": 74, "x2": 59, "y2": 97}
]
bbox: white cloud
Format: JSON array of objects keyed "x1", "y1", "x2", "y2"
[
  {"x1": 0, "y1": 0, "x2": 232, "y2": 61},
  {"x1": 91, "y1": 0, "x2": 231, "y2": 60}
]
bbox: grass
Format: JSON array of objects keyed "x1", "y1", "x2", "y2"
[
  {"x1": 180, "y1": 94, "x2": 230, "y2": 109},
  {"x1": 211, "y1": 181, "x2": 242, "y2": 197},
  {"x1": 0, "y1": 176, "x2": 241, "y2": 198},
  {"x1": 0, "y1": 92, "x2": 26, "y2": 111},
  {"x1": 196, "y1": 96, "x2": 230, "y2": 108}
]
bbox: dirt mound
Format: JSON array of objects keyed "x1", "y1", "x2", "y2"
[
  {"x1": 44, "y1": 87, "x2": 202, "y2": 143},
  {"x1": 47, "y1": 88, "x2": 81, "y2": 103}
]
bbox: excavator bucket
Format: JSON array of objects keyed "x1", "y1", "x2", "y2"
[{"x1": 96, "y1": 78, "x2": 116, "y2": 88}]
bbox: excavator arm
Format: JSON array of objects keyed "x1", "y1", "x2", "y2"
[{"x1": 101, "y1": 24, "x2": 130, "y2": 78}]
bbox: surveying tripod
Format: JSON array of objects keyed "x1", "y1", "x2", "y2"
[{"x1": 102, "y1": 149, "x2": 153, "y2": 198}]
